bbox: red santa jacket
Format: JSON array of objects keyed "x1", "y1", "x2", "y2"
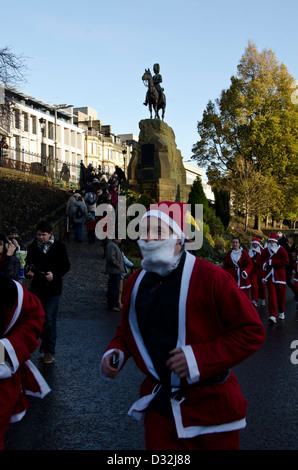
[
  {"x1": 259, "y1": 245, "x2": 289, "y2": 284},
  {"x1": 223, "y1": 248, "x2": 253, "y2": 290},
  {"x1": 102, "y1": 252, "x2": 265, "y2": 438},
  {"x1": 249, "y1": 247, "x2": 265, "y2": 279},
  {"x1": 0, "y1": 281, "x2": 50, "y2": 423}
]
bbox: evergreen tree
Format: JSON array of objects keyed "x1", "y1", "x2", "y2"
[
  {"x1": 187, "y1": 176, "x2": 209, "y2": 218},
  {"x1": 214, "y1": 188, "x2": 230, "y2": 228}
]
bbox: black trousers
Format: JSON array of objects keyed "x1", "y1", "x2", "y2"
[{"x1": 107, "y1": 274, "x2": 121, "y2": 309}]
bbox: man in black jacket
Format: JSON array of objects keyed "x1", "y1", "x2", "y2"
[{"x1": 25, "y1": 221, "x2": 70, "y2": 363}]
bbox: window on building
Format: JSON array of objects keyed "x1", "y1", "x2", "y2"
[
  {"x1": 64, "y1": 128, "x2": 69, "y2": 145},
  {"x1": 77, "y1": 134, "x2": 82, "y2": 150},
  {"x1": 41, "y1": 143, "x2": 47, "y2": 158},
  {"x1": 11, "y1": 109, "x2": 20, "y2": 129},
  {"x1": 30, "y1": 116, "x2": 37, "y2": 134},
  {"x1": 48, "y1": 122, "x2": 54, "y2": 140},
  {"x1": 57, "y1": 125, "x2": 62, "y2": 141},
  {"x1": 71, "y1": 131, "x2": 76, "y2": 147},
  {"x1": 48, "y1": 145, "x2": 54, "y2": 158}
]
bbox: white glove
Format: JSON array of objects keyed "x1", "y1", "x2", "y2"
[{"x1": 0, "y1": 362, "x2": 12, "y2": 379}]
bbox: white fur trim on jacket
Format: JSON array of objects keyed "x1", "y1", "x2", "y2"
[{"x1": 141, "y1": 209, "x2": 185, "y2": 244}]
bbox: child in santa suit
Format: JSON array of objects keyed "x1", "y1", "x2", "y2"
[
  {"x1": 223, "y1": 237, "x2": 253, "y2": 297},
  {"x1": 100, "y1": 202, "x2": 265, "y2": 450},
  {"x1": 259, "y1": 232, "x2": 289, "y2": 324},
  {"x1": 0, "y1": 274, "x2": 50, "y2": 449},
  {"x1": 248, "y1": 237, "x2": 267, "y2": 307}
]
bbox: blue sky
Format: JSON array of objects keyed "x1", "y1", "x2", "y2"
[{"x1": 1, "y1": 0, "x2": 298, "y2": 166}]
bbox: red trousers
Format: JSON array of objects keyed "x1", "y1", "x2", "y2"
[
  {"x1": 144, "y1": 409, "x2": 240, "y2": 450},
  {"x1": 250, "y1": 271, "x2": 266, "y2": 302},
  {"x1": 267, "y1": 280, "x2": 286, "y2": 317}
]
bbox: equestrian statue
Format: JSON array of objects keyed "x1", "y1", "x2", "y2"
[{"x1": 142, "y1": 63, "x2": 166, "y2": 120}]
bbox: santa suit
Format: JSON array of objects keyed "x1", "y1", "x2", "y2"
[
  {"x1": 223, "y1": 248, "x2": 253, "y2": 297},
  {"x1": 248, "y1": 245, "x2": 267, "y2": 303},
  {"x1": 0, "y1": 279, "x2": 50, "y2": 449},
  {"x1": 259, "y1": 245, "x2": 289, "y2": 318},
  {"x1": 101, "y1": 251, "x2": 265, "y2": 448}
]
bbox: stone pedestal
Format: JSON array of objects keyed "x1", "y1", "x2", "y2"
[{"x1": 127, "y1": 119, "x2": 190, "y2": 202}]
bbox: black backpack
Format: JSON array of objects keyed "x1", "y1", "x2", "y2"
[{"x1": 75, "y1": 204, "x2": 84, "y2": 218}]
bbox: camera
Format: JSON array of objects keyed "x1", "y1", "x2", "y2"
[
  {"x1": 25, "y1": 264, "x2": 45, "y2": 277},
  {"x1": 25, "y1": 264, "x2": 37, "y2": 274}
]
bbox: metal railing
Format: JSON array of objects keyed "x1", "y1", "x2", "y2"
[{"x1": 0, "y1": 145, "x2": 80, "y2": 186}]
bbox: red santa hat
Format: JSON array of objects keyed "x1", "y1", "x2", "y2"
[
  {"x1": 141, "y1": 201, "x2": 189, "y2": 243},
  {"x1": 268, "y1": 232, "x2": 278, "y2": 242},
  {"x1": 251, "y1": 237, "x2": 261, "y2": 245}
]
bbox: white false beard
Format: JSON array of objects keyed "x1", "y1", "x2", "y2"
[
  {"x1": 249, "y1": 246, "x2": 261, "y2": 257},
  {"x1": 269, "y1": 243, "x2": 278, "y2": 254},
  {"x1": 137, "y1": 236, "x2": 182, "y2": 277}
]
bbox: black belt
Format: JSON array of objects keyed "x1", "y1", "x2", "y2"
[
  {"x1": 197, "y1": 369, "x2": 230, "y2": 386},
  {"x1": 170, "y1": 369, "x2": 231, "y2": 401}
]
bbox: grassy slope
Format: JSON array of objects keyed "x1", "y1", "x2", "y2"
[{"x1": 0, "y1": 168, "x2": 68, "y2": 241}]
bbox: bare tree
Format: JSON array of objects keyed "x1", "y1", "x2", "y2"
[
  {"x1": 0, "y1": 45, "x2": 27, "y2": 86},
  {"x1": 225, "y1": 156, "x2": 281, "y2": 232},
  {"x1": 0, "y1": 45, "x2": 27, "y2": 134}
]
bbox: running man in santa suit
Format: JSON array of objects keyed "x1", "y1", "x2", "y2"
[
  {"x1": 100, "y1": 201, "x2": 265, "y2": 450},
  {"x1": 0, "y1": 273, "x2": 50, "y2": 449},
  {"x1": 248, "y1": 237, "x2": 267, "y2": 307},
  {"x1": 258, "y1": 232, "x2": 289, "y2": 324},
  {"x1": 223, "y1": 237, "x2": 253, "y2": 298}
]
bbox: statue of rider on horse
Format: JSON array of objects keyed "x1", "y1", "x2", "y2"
[{"x1": 142, "y1": 63, "x2": 166, "y2": 120}]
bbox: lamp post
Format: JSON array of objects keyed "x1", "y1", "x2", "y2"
[
  {"x1": 122, "y1": 149, "x2": 127, "y2": 176},
  {"x1": 39, "y1": 117, "x2": 46, "y2": 175}
]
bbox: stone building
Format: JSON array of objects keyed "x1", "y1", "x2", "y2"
[
  {"x1": 1, "y1": 86, "x2": 84, "y2": 182},
  {"x1": 73, "y1": 107, "x2": 133, "y2": 178}
]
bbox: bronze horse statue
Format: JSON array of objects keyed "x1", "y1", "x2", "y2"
[{"x1": 142, "y1": 68, "x2": 166, "y2": 120}]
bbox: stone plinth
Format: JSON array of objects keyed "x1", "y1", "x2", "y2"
[{"x1": 127, "y1": 119, "x2": 190, "y2": 202}]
